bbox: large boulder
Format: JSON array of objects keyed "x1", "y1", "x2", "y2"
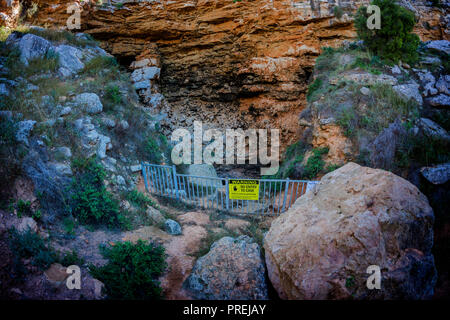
[
  {"x1": 264, "y1": 163, "x2": 436, "y2": 300},
  {"x1": 426, "y1": 40, "x2": 450, "y2": 55},
  {"x1": 11, "y1": 33, "x2": 51, "y2": 66},
  {"x1": 73, "y1": 93, "x2": 103, "y2": 114},
  {"x1": 185, "y1": 235, "x2": 268, "y2": 300},
  {"x1": 54, "y1": 45, "x2": 85, "y2": 77},
  {"x1": 393, "y1": 81, "x2": 423, "y2": 105}
]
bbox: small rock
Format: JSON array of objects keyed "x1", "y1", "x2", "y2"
[
  {"x1": 421, "y1": 163, "x2": 450, "y2": 185},
  {"x1": 165, "y1": 219, "x2": 182, "y2": 235},
  {"x1": 10, "y1": 288, "x2": 22, "y2": 295},
  {"x1": 360, "y1": 86, "x2": 371, "y2": 95},
  {"x1": 120, "y1": 200, "x2": 131, "y2": 210},
  {"x1": 16, "y1": 120, "x2": 36, "y2": 146},
  {"x1": 118, "y1": 120, "x2": 129, "y2": 131},
  {"x1": 147, "y1": 207, "x2": 166, "y2": 225},
  {"x1": 417, "y1": 71, "x2": 437, "y2": 97},
  {"x1": 0, "y1": 83, "x2": 10, "y2": 96},
  {"x1": 391, "y1": 65, "x2": 401, "y2": 75},
  {"x1": 97, "y1": 134, "x2": 111, "y2": 159},
  {"x1": 103, "y1": 118, "x2": 116, "y2": 128},
  {"x1": 26, "y1": 83, "x2": 39, "y2": 91},
  {"x1": 134, "y1": 80, "x2": 151, "y2": 90},
  {"x1": 92, "y1": 279, "x2": 105, "y2": 300},
  {"x1": 116, "y1": 175, "x2": 126, "y2": 186},
  {"x1": 102, "y1": 156, "x2": 117, "y2": 172},
  {"x1": 420, "y1": 56, "x2": 441, "y2": 65},
  {"x1": 129, "y1": 164, "x2": 142, "y2": 173},
  {"x1": 417, "y1": 118, "x2": 450, "y2": 142},
  {"x1": 436, "y1": 75, "x2": 450, "y2": 95},
  {"x1": 44, "y1": 263, "x2": 68, "y2": 288},
  {"x1": 426, "y1": 40, "x2": 450, "y2": 55},
  {"x1": 74, "y1": 93, "x2": 103, "y2": 114},
  {"x1": 49, "y1": 162, "x2": 73, "y2": 176},
  {"x1": 18, "y1": 217, "x2": 37, "y2": 233},
  {"x1": 55, "y1": 147, "x2": 72, "y2": 159},
  {"x1": 59, "y1": 106, "x2": 72, "y2": 116},
  {"x1": 427, "y1": 94, "x2": 450, "y2": 108}
]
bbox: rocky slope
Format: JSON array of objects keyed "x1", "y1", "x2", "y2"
[{"x1": 2, "y1": 0, "x2": 448, "y2": 150}]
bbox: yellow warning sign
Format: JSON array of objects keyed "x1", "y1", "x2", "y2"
[{"x1": 229, "y1": 179, "x2": 260, "y2": 201}]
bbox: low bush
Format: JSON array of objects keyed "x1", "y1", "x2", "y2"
[
  {"x1": 71, "y1": 158, "x2": 123, "y2": 228},
  {"x1": 126, "y1": 189, "x2": 156, "y2": 209},
  {"x1": 105, "y1": 85, "x2": 122, "y2": 105},
  {"x1": 303, "y1": 147, "x2": 329, "y2": 179},
  {"x1": 143, "y1": 135, "x2": 166, "y2": 164},
  {"x1": 354, "y1": 0, "x2": 420, "y2": 64},
  {"x1": 306, "y1": 78, "x2": 323, "y2": 102},
  {"x1": 16, "y1": 199, "x2": 32, "y2": 218},
  {"x1": 60, "y1": 249, "x2": 85, "y2": 267},
  {"x1": 8, "y1": 228, "x2": 57, "y2": 270},
  {"x1": 82, "y1": 56, "x2": 118, "y2": 75},
  {"x1": 89, "y1": 240, "x2": 167, "y2": 300},
  {"x1": 333, "y1": 6, "x2": 344, "y2": 19}
]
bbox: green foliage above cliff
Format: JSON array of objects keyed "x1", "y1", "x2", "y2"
[{"x1": 355, "y1": 0, "x2": 420, "y2": 63}]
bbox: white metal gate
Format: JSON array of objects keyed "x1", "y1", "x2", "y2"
[{"x1": 141, "y1": 163, "x2": 318, "y2": 216}]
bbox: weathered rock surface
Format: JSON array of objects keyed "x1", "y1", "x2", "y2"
[
  {"x1": 416, "y1": 118, "x2": 450, "y2": 142},
  {"x1": 421, "y1": 163, "x2": 450, "y2": 185},
  {"x1": 146, "y1": 206, "x2": 165, "y2": 226},
  {"x1": 17, "y1": 217, "x2": 37, "y2": 233},
  {"x1": 8, "y1": 0, "x2": 447, "y2": 150},
  {"x1": 73, "y1": 93, "x2": 103, "y2": 114},
  {"x1": 185, "y1": 235, "x2": 268, "y2": 300},
  {"x1": 54, "y1": 45, "x2": 85, "y2": 77},
  {"x1": 165, "y1": 219, "x2": 182, "y2": 235},
  {"x1": 15, "y1": 33, "x2": 51, "y2": 66},
  {"x1": 264, "y1": 162, "x2": 436, "y2": 300},
  {"x1": 427, "y1": 94, "x2": 450, "y2": 108},
  {"x1": 393, "y1": 81, "x2": 423, "y2": 105}
]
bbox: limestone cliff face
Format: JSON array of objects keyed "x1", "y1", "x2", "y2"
[{"x1": 4, "y1": 0, "x2": 449, "y2": 149}]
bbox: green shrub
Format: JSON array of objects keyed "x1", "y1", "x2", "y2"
[
  {"x1": 0, "y1": 117, "x2": 17, "y2": 145},
  {"x1": 126, "y1": 189, "x2": 156, "y2": 209},
  {"x1": 27, "y1": 49, "x2": 59, "y2": 75},
  {"x1": 303, "y1": 147, "x2": 329, "y2": 179},
  {"x1": 63, "y1": 217, "x2": 76, "y2": 235},
  {"x1": 306, "y1": 78, "x2": 323, "y2": 102},
  {"x1": 395, "y1": 134, "x2": 450, "y2": 169},
  {"x1": 71, "y1": 158, "x2": 122, "y2": 228},
  {"x1": 32, "y1": 209, "x2": 42, "y2": 221},
  {"x1": 333, "y1": 6, "x2": 344, "y2": 19},
  {"x1": 82, "y1": 56, "x2": 118, "y2": 75},
  {"x1": 16, "y1": 199, "x2": 32, "y2": 218},
  {"x1": 9, "y1": 228, "x2": 57, "y2": 270},
  {"x1": 89, "y1": 240, "x2": 167, "y2": 300},
  {"x1": 143, "y1": 136, "x2": 165, "y2": 164},
  {"x1": 105, "y1": 85, "x2": 122, "y2": 105},
  {"x1": 354, "y1": 0, "x2": 420, "y2": 64},
  {"x1": 60, "y1": 250, "x2": 85, "y2": 267},
  {"x1": 337, "y1": 108, "x2": 358, "y2": 137}
]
